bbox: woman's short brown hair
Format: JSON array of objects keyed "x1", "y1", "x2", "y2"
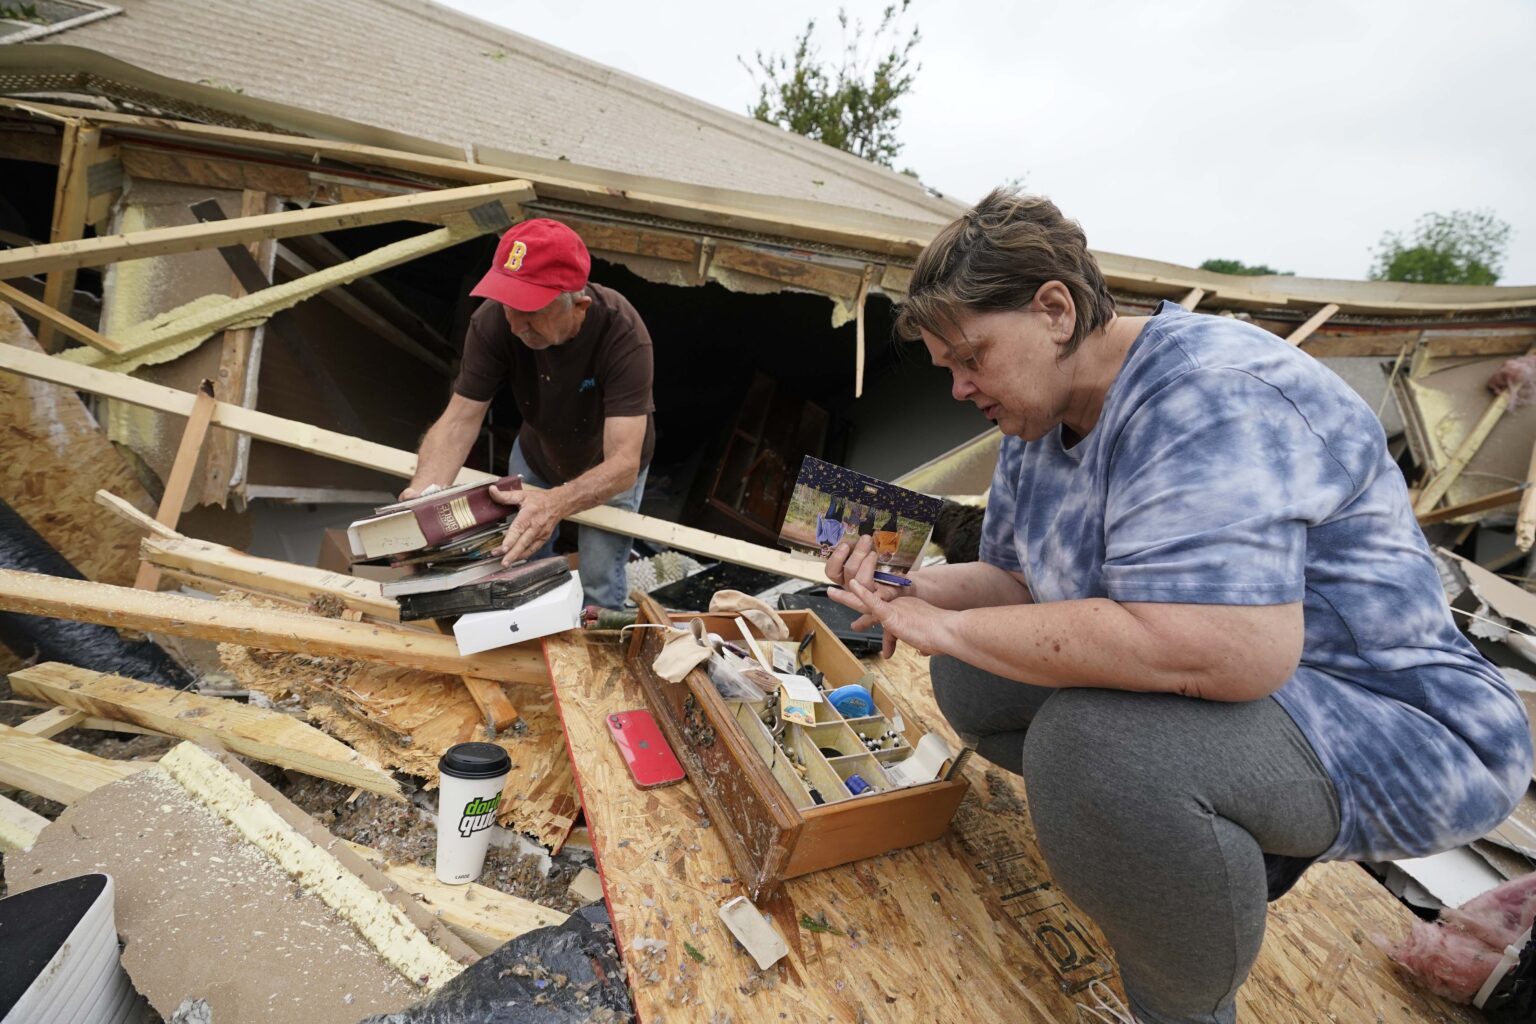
[{"x1": 895, "y1": 188, "x2": 1117, "y2": 359}]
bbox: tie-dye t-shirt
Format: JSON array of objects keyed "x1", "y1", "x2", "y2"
[{"x1": 980, "y1": 303, "x2": 1532, "y2": 861}]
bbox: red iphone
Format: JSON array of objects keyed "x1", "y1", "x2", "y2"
[{"x1": 607, "y1": 710, "x2": 686, "y2": 788}]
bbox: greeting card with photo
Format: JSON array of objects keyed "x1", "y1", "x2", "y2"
[{"x1": 778, "y1": 456, "x2": 943, "y2": 577}]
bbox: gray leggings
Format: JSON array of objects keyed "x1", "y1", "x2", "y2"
[{"x1": 931, "y1": 656, "x2": 1341, "y2": 1024}]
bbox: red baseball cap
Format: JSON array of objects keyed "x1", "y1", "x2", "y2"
[{"x1": 470, "y1": 219, "x2": 591, "y2": 312}]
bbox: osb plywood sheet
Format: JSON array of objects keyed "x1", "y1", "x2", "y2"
[
  {"x1": 545, "y1": 633, "x2": 1477, "y2": 1024},
  {"x1": 220, "y1": 641, "x2": 576, "y2": 851},
  {"x1": 0, "y1": 305, "x2": 154, "y2": 586},
  {"x1": 7, "y1": 766, "x2": 418, "y2": 1023}
]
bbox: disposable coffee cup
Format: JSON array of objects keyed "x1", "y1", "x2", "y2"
[{"x1": 435, "y1": 741, "x2": 512, "y2": 885}]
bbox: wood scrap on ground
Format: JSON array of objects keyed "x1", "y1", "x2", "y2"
[
  {"x1": 6, "y1": 742, "x2": 468, "y2": 1022},
  {"x1": 8, "y1": 661, "x2": 401, "y2": 798},
  {"x1": 544, "y1": 631, "x2": 1479, "y2": 1024}
]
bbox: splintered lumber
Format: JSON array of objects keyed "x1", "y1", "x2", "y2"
[
  {"x1": 36, "y1": 120, "x2": 100, "y2": 351},
  {"x1": 0, "y1": 343, "x2": 828, "y2": 582},
  {"x1": 343, "y1": 840, "x2": 568, "y2": 955},
  {"x1": 0, "y1": 722, "x2": 151, "y2": 804},
  {"x1": 0, "y1": 730, "x2": 563, "y2": 960},
  {"x1": 220, "y1": 642, "x2": 578, "y2": 850},
  {"x1": 139, "y1": 531, "x2": 399, "y2": 621},
  {"x1": 0, "y1": 792, "x2": 48, "y2": 852},
  {"x1": 460, "y1": 675, "x2": 521, "y2": 732},
  {"x1": 0, "y1": 179, "x2": 534, "y2": 279},
  {"x1": 544, "y1": 632, "x2": 1477, "y2": 1024},
  {"x1": 0, "y1": 568, "x2": 547, "y2": 681},
  {"x1": 8, "y1": 662, "x2": 402, "y2": 799}
]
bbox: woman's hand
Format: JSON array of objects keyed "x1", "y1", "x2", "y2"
[{"x1": 828, "y1": 577, "x2": 957, "y2": 659}]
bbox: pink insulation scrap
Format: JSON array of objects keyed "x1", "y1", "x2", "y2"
[
  {"x1": 1488, "y1": 355, "x2": 1536, "y2": 408},
  {"x1": 1384, "y1": 872, "x2": 1536, "y2": 1002}
]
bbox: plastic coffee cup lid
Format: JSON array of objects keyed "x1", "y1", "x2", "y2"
[{"x1": 439, "y1": 741, "x2": 512, "y2": 780}]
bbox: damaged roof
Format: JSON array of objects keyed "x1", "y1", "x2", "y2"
[{"x1": 17, "y1": 0, "x2": 963, "y2": 224}]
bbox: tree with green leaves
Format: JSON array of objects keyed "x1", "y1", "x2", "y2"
[
  {"x1": 1370, "y1": 210, "x2": 1511, "y2": 285},
  {"x1": 1198, "y1": 258, "x2": 1291, "y2": 277},
  {"x1": 741, "y1": 2, "x2": 920, "y2": 168}
]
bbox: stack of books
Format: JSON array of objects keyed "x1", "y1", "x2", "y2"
[{"x1": 346, "y1": 477, "x2": 584, "y2": 652}]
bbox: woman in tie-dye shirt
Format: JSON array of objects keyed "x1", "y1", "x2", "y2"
[{"x1": 828, "y1": 189, "x2": 1531, "y2": 1024}]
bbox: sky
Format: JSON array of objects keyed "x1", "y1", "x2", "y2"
[{"x1": 441, "y1": 0, "x2": 1536, "y2": 285}]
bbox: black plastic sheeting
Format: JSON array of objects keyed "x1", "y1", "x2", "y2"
[
  {"x1": 359, "y1": 906, "x2": 633, "y2": 1024},
  {"x1": 1485, "y1": 930, "x2": 1535, "y2": 1023},
  {"x1": 0, "y1": 499, "x2": 190, "y2": 688}
]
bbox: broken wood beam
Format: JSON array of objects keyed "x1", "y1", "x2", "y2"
[
  {"x1": 1283, "y1": 303, "x2": 1340, "y2": 347},
  {"x1": 1417, "y1": 484, "x2": 1528, "y2": 527},
  {"x1": 0, "y1": 178, "x2": 534, "y2": 279},
  {"x1": 461, "y1": 676, "x2": 521, "y2": 733},
  {"x1": 140, "y1": 532, "x2": 400, "y2": 621},
  {"x1": 134, "y1": 380, "x2": 219, "y2": 590},
  {"x1": 67, "y1": 222, "x2": 488, "y2": 371},
  {"x1": 36, "y1": 119, "x2": 99, "y2": 350},
  {"x1": 0, "y1": 279, "x2": 125, "y2": 354},
  {"x1": 343, "y1": 841, "x2": 568, "y2": 954},
  {"x1": 2, "y1": 344, "x2": 828, "y2": 582},
  {"x1": 0, "y1": 792, "x2": 48, "y2": 852},
  {"x1": 9, "y1": 662, "x2": 404, "y2": 799},
  {"x1": 0, "y1": 568, "x2": 550, "y2": 682},
  {"x1": 13, "y1": 706, "x2": 87, "y2": 738},
  {"x1": 0, "y1": 722, "x2": 152, "y2": 804},
  {"x1": 95, "y1": 487, "x2": 180, "y2": 538}
]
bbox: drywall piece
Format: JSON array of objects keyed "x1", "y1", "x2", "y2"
[
  {"x1": 567, "y1": 867, "x2": 604, "y2": 905},
  {"x1": 0, "y1": 874, "x2": 145, "y2": 1024},
  {"x1": 718, "y1": 895, "x2": 788, "y2": 970},
  {"x1": 7, "y1": 756, "x2": 427, "y2": 1023},
  {"x1": 154, "y1": 744, "x2": 465, "y2": 987},
  {"x1": 9, "y1": 662, "x2": 402, "y2": 798},
  {"x1": 1376, "y1": 848, "x2": 1506, "y2": 910}
]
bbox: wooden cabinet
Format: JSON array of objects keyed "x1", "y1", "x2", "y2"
[{"x1": 705, "y1": 373, "x2": 829, "y2": 544}]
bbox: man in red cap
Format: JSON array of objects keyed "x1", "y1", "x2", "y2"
[{"x1": 402, "y1": 218, "x2": 654, "y2": 608}]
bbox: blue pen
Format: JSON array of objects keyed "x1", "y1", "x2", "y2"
[{"x1": 872, "y1": 570, "x2": 912, "y2": 587}]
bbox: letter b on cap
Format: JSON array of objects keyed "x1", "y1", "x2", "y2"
[{"x1": 505, "y1": 240, "x2": 527, "y2": 272}]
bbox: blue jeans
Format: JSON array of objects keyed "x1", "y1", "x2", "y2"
[{"x1": 507, "y1": 439, "x2": 648, "y2": 609}]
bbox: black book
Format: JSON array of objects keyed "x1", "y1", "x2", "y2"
[{"x1": 396, "y1": 556, "x2": 572, "y2": 621}]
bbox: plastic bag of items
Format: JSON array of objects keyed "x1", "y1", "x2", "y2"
[{"x1": 1384, "y1": 872, "x2": 1536, "y2": 1018}]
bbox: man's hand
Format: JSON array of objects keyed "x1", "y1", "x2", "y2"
[
  {"x1": 828, "y1": 577, "x2": 957, "y2": 658},
  {"x1": 398, "y1": 486, "x2": 422, "y2": 501},
  {"x1": 490, "y1": 485, "x2": 567, "y2": 566}
]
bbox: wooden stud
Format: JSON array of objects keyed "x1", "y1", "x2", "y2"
[
  {"x1": 203, "y1": 189, "x2": 271, "y2": 505},
  {"x1": 0, "y1": 568, "x2": 550, "y2": 682},
  {"x1": 1417, "y1": 484, "x2": 1527, "y2": 527},
  {"x1": 14, "y1": 706, "x2": 88, "y2": 738},
  {"x1": 0, "y1": 722, "x2": 151, "y2": 804},
  {"x1": 0, "y1": 178, "x2": 534, "y2": 280},
  {"x1": 1179, "y1": 286, "x2": 1205, "y2": 311},
  {"x1": 36, "y1": 120, "x2": 98, "y2": 351},
  {"x1": 460, "y1": 676, "x2": 521, "y2": 733},
  {"x1": 0, "y1": 792, "x2": 49, "y2": 853},
  {"x1": 134, "y1": 380, "x2": 219, "y2": 591},
  {"x1": 1, "y1": 344, "x2": 829, "y2": 582},
  {"x1": 9, "y1": 662, "x2": 403, "y2": 799},
  {"x1": 854, "y1": 263, "x2": 874, "y2": 398},
  {"x1": 1283, "y1": 303, "x2": 1340, "y2": 347},
  {"x1": 0, "y1": 279, "x2": 125, "y2": 354},
  {"x1": 139, "y1": 531, "x2": 399, "y2": 621}
]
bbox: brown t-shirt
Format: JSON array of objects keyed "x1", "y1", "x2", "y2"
[{"x1": 453, "y1": 282, "x2": 655, "y2": 485}]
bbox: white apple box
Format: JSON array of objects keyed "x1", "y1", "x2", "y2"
[{"x1": 453, "y1": 571, "x2": 583, "y2": 655}]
